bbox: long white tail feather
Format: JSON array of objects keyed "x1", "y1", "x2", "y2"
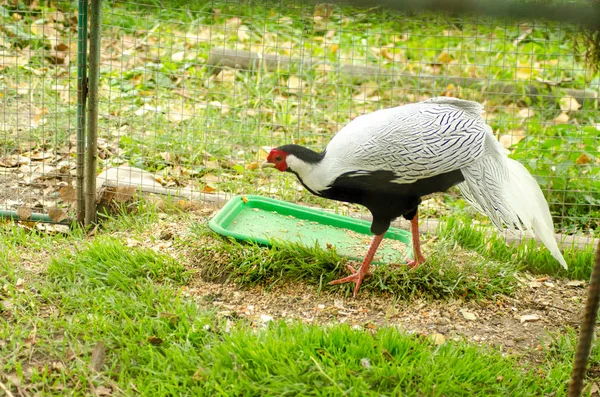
[
  {"x1": 503, "y1": 158, "x2": 568, "y2": 269},
  {"x1": 458, "y1": 134, "x2": 568, "y2": 269}
]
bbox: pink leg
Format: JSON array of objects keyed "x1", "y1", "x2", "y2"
[
  {"x1": 406, "y1": 211, "x2": 426, "y2": 268},
  {"x1": 329, "y1": 233, "x2": 384, "y2": 297}
]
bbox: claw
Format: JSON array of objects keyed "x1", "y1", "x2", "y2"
[
  {"x1": 329, "y1": 266, "x2": 371, "y2": 297},
  {"x1": 406, "y1": 258, "x2": 425, "y2": 269},
  {"x1": 329, "y1": 234, "x2": 384, "y2": 297}
]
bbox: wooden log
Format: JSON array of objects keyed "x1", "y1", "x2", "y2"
[{"x1": 206, "y1": 47, "x2": 599, "y2": 107}]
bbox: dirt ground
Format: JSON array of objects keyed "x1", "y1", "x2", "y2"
[{"x1": 122, "y1": 207, "x2": 591, "y2": 364}]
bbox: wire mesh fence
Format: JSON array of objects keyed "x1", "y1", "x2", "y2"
[
  {"x1": 0, "y1": 2, "x2": 81, "y2": 228},
  {"x1": 1, "y1": 0, "x2": 598, "y2": 239}
]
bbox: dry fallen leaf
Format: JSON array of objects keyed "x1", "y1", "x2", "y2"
[
  {"x1": 46, "y1": 49, "x2": 69, "y2": 65},
  {"x1": 147, "y1": 336, "x2": 164, "y2": 346},
  {"x1": 575, "y1": 153, "x2": 591, "y2": 165},
  {"x1": 48, "y1": 207, "x2": 68, "y2": 223},
  {"x1": 237, "y1": 26, "x2": 250, "y2": 41},
  {"x1": 201, "y1": 173, "x2": 220, "y2": 183},
  {"x1": 438, "y1": 51, "x2": 453, "y2": 64},
  {"x1": 30, "y1": 149, "x2": 53, "y2": 161},
  {"x1": 16, "y1": 206, "x2": 32, "y2": 220},
  {"x1": 554, "y1": 112, "x2": 570, "y2": 124},
  {"x1": 353, "y1": 81, "x2": 379, "y2": 102},
  {"x1": 193, "y1": 368, "x2": 208, "y2": 381},
  {"x1": 225, "y1": 17, "x2": 243, "y2": 28},
  {"x1": 59, "y1": 185, "x2": 77, "y2": 203},
  {"x1": 559, "y1": 95, "x2": 581, "y2": 112},
  {"x1": 90, "y1": 341, "x2": 106, "y2": 372},
  {"x1": 516, "y1": 65, "x2": 532, "y2": 80},
  {"x1": 566, "y1": 280, "x2": 586, "y2": 287},
  {"x1": 259, "y1": 147, "x2": 271, "y2": 161},
  {"x1": 520, "y1": 314, "x2": 541, "y2": 323},
  {"x1": 516, "y1": 108, "x2": 534, "y2": 120},
  {"x1": 202, "y1": 184, "x2": 217, "y2": 193},
  {"x1": 381, "y1": 47, "x2": 404, "y2": 63},
  {"x1": 314, "y1": 3, "x2": 334, "y2": 18},
  {"x1": 113, "y1": 186, "x2": 137, "y2": 203},
  {"x1": 212, "y1": 69, "x2": 236, "y2": 83},
  {"x1": 36, "y1": 223, "x2": 69, "y2": 235},
  {"x1": 96, "y1": 386, "x2": 112, "y2": 396},
  {"x1": 55, "y1": 42, "x2": 70, "y2": 52},
  {"x1": 171, "y1": 51, "x2": 185, "y2": 62},
  {"x1": 429, "y1": 333, "x2": 447, "y2": 345},
  {"x1": 460, "y1": 309, "x2": 477, "y2": 320},
  {"x1": 498, "y1": 131, "x2": 526, "y2": 148},
  {"x1": 441, "y1": 83, "x2": 459, "y2": 97},
  {"x1": 0, "y1": 155, "x2": 30, "y2": 167},
  {"x1": 284, "y1": 75, "x2": 306, "y2": 94}
]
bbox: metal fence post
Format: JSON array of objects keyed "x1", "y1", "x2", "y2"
[
  {"x1": 85, "y1": 0, "x2": 102, "y2": 226},
  {"x1": 76, "y1": 0, "x2": 89, "y2": 225}
]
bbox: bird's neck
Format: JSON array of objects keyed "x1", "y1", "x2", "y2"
[{"x1": 282, "y1": 145, "x2": 333, "y2": 193}]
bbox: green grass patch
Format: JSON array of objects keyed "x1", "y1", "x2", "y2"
[
  {"x1": 189, "y1": 225, "x2": 518, "y2": 300},
  {"x1": 1, "y1": 229, "x2": 597, "y2": 396},
  {"x1": 438, "y1": 215, "x2": 596, "y2": 280}
]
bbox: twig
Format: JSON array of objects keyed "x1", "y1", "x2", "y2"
[
  {"x1": 539, "y1": 303, "x2": 574, "y2": 314},
  {"x1": 0, "y1": 380, "x2": 15, "y2": 397},
  {"x1": 172, "y1": 88, "x2": 197, "y2": 101},
  {"x1": 138, "y1": 23, "x2": 161, "y2": 47}
]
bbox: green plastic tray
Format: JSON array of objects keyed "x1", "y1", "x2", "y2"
[{"x1": 208, "y1": 195, "x2": 413, "y2": 264}]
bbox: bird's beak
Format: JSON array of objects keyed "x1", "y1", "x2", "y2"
[{"x1": 261, "y1": 160, "x2": 275, "y2": 169}]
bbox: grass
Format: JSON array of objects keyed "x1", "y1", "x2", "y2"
[
  {"x1": 1, "y1": 1, "x2": 599, "y2": 391},
  {"x1": 1, "y1": 208, "x2": 599, "y2": 396},
  {"x1": 437, "y1": 215, "x2": 597, "y2": 280},
  {"x1": 0, "y1": 0, "x2": 598, "y2": 233},
  {"x1": 189, "y1": 224, "x2": 519, "y2": 300}
]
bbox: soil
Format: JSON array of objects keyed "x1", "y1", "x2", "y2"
[
  {"x1": 138, "y1": 207, "x2": 591, "y2": 363},
  {"x1": 4, "y1": 199, "x2": 593, "y2": 365}
]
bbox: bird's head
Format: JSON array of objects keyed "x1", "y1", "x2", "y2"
[
  {"x1": 262, "y1": 148, "x2": 290, "y2": 172},
  {"x1": 261, "y1": 144, "x2": 329, "y2": 193}
]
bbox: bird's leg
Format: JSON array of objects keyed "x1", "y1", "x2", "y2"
[
  {"x1": 329, "y1": 233, "x2": 384, "y2": 297},
  {"x1": 406, "y1": 210, "x2": 426, "y2": 268}
]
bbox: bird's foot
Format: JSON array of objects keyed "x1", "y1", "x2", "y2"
[
  {"x1": 329, "y1": 264, "x2": 371, "y2": 297},
  {"x1": 405, "y1": 257, "x2": 426, "y2": 270}
]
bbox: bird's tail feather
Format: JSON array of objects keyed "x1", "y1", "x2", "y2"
[{"x1": 458, "y1": 135, "x2": 567, "y2": 269}]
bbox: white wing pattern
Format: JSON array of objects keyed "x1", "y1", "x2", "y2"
[{"x1": 325, "y1": 97, "x2": 491, "y2": 183}]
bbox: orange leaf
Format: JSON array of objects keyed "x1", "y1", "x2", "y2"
[
  {"x1": 438, "y1": 52, "x2": 453, "y2": 64},
  {"x1": 202, "y1": 184, "x2": 216, "y2": 193},
  {"x1": 575, "y1": 154, "x2": 591, "y2": 165}
]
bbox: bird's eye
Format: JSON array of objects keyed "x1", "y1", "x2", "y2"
[{"x1": 274, "y1": 155, "x2": 282, "y2": 162}]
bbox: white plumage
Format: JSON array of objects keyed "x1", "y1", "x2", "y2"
[
  {"x1": 265, "y1": 96, "x2": 568, "y2": 297},
  {"x1": 293, "y1": 96, "x2": 568, "y2": 269}
]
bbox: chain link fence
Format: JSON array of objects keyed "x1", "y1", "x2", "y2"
[{"x1": 1, "y1": 0, "x2": 598, "y2": 240}]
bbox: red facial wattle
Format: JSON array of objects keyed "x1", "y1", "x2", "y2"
[{"x1": 267, "y1": 149, "x2": 288, "y2": 171}]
